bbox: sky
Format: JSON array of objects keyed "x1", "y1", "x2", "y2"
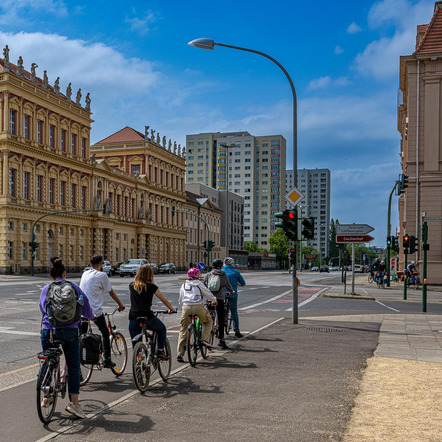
[{"x1": 0, "y1": 0, "x2": 436, "y2": 247}]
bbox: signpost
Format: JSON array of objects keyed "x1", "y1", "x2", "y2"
[
  {"x1": 285, "y1": 186, "x2": 304, "y2": 207},
  {"x1": 335, "y1": 224, "x2": 375, "y2": 294}
]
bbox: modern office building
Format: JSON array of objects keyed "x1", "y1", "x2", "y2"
[
  {"x1": 186, "y1": 131, "x2": 286, "y2": 249},
  {"x1": 0, "y1": 47, "x2": 186, "y2": 273},
  {"x1": 286, "y1": 169, "x2": 331, "y2": 258},
  {"x1": 186, "y1": 182, "x2": 245, "y2": 265},
  {"x1": 397, "y1": 1, "x2": 442, "y2": 284}
]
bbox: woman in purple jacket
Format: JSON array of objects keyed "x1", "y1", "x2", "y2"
[{"x1": 39, "y1": 257, "x2": 94, "y2": 419}]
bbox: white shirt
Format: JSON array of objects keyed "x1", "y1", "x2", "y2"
[
  {"x1": 178, "y1": 280, "x2": 216, "y2": 306},
  {"x1": 79, "y1": 269, "x2": 112, "y2": 316}
]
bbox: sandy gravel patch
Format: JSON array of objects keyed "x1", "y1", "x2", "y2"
[{"x1": 344, "y1": 356, "x2": 442, "y2": 441}]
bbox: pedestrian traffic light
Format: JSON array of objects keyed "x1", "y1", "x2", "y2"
[
  {"x1": 398, "y1": 174, "x2": 409, "y2": 195},
  {"x1": 403, "y1": 234, "x2": 410, "y2": 250},
  {"x1": 208, "y1": 240, "x2": 215, "y2": 251},
  {"x1": 301, "y1": 217, "x2": 315, "y2": 240},
  {"x1": 409, "y1": 235, "x2": 418, "y2": 254}
]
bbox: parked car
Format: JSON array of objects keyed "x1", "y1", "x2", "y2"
[
  {"x1": 118, "y1": 259, "x2": 149, "y2": 277},
  {"x1": 320, "y1": 265, "x2": 329, "y2": 273},
  {"x1": 150, "y1": 262, "x2": 159, "y2": 274},
  {"x1": 331, "y1": 266, "x2": 339, "y2": 271},
  {"x1": 83, "y1": 260, "x2": 112, "y2": 276},
  {"x1": 311, "y1": 266, "x2": 319, "y2": 271},
  {"x1": 354, "y1": 265, "x2": 364, "y2": 273},
  {"x1": 158, "y1": 263, "x2": 176, "y2": 274}
]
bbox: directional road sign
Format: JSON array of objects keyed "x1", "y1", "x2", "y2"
[
  {"x1": 336, "y1": 235, "x2": 374, "y2": 243},
  {"x1": 197, "y1": 262, "x2": 206, "y2": 271},
  {"x1": 285, "y1": 186, "x2": 305, "y2": 207},
  {"x1": 336, "y1": 224, "x2": 374, "y2": 235}
]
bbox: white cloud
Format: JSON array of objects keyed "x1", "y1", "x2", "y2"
[
  {"x1": 307, "y1": 76, "x2": 349, "y2": 90},
  {"x1": 335, "y1": 45, "x2": 344, "y2": 55},
  {"x1": 347, "y1": 21, "x2": 362, "y2": 34},
  {"x1": 0, "y1": 0, "x2": 68, "y2": 25},
  {"x1": 125, "y1": 9, "x2": 160, "y2": 35},
  {"x1": 354, "y1": 0, "x2": 434, "y2": 80}
]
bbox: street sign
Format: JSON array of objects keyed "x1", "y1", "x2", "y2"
[
  {"x1": 336, "y1": 235, "x2": 374, "y2": 243},
  {"x1": 285, "y1": 186, "x2": 305, "y2": 207},
  {"x1": 197, "y1": 262, "x2": 206, "y2": 271},
  {"x1": 304, "y1": 254, "x2": 317, "y2": 259},
  {"x1": 336, "y1": 224, "x2": 374, "y2": 235}
]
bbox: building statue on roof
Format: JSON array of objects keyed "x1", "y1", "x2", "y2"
[
  {"x1": 17, "y1": 56, "x2": 24, "y2": 76},
  {"x1": 3, "y1": 45, "x2": 9, "y2": 70},
  {"x1": 162, "y1": 136, "x2": 166, "y2": 148},
  {"x1": 85, "y1": 92, "x2": 91, "y2": 111},
  {"x1": 30, "y1": 63, "x2": 38, "y2": 82},
  {"x1": 173, "y1": 142, "x2": 177, "y2": 154},
  {"x1": 168, "y1": 139, "x2": 172, "y2": 150},
  {"x1": 144, "y1": 125, "x2": 150, "y2": 141},
  {"x1": 66, "y1": 82, "x2": 72, "y2": 101},
  {"x1": 43, "y1": 71, "x2": 48, "y2": 89},
  {"x1": 54, "y1": 77, "x2": 60, "y2": 95},
  {"x1": 151, "y1": 129, "x2": 155, "y2": 140},
  {"x1": 76, "y1": 88, "x2": 81, "y2": 105},
  {"x1": 156, "y1": 132, "x2": 160, "y2": 144}
]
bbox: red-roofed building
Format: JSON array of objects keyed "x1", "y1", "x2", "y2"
[{"x1": 398, "y1": 1, "x2": 442, "y2": 284}]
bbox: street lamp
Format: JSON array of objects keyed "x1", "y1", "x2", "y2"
[{"x1": 189, "y1": 37, "x2": 299, "y2": 323}]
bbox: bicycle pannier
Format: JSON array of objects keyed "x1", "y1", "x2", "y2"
[
  {"x1": 46, "y1": 281, "x2": 81, "y2": 327},
  {"x1": 207, "y1": 273, "x2": 221, "y2": 293},
  {"x1": 80, "y1": 333, "x2": 102, "y2": 365}
]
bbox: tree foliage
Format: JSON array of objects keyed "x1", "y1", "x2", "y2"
[
  {"x1": 244, "y1": 241, "x2": 265, "y2": 253},
  {"x1": 269, "y1": 228, "x2": 291, "y2": 268}
]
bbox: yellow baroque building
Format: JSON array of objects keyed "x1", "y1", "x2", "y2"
[{"x1": 0, "y1": 49, "x2": 186, "y2": 274}]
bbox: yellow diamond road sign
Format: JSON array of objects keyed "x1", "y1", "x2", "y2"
[{"x1": 285, "y1": 186, "x2": 304, "y2": 207}]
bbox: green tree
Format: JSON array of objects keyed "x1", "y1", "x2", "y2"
[
  {"x1": 269, "y1": 228, "x2": 291, "y2": 269},
  {"x1": 244, "y1": 241, "x2": 265, "y2": 253},
  {"x1": 328, "y1": 219, "x2": 340, "y2": 264},
  {"x1": 301, "y1": 245, "x2": 321, "y2": 268}
]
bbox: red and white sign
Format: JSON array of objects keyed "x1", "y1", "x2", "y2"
[{"x1": 336, "y1": 235, "x2": 374, "y2": 243}]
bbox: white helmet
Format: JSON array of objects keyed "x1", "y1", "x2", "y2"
[
  {"x1": 411, "y1": 261, "x2": 415, "y2": 265},
  {"x1": 224, "y1": 257, "x2": 234, "y2": 266}
]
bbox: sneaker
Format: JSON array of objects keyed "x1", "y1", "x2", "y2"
[
  {"x1": 235, "y1": 332, "x2": 244, "y2": 338},
  {"x1": 202, "y1": 340, "x2": 214, "y2": 348},
  {"x1": 103, "y1": 359, "x2": 116, "y2": 368},
  {"x1": 65, "y1": 402, "x2": 87, "y2": 419},
  {"x1": 218, "y1": 340, "x2": 229, "y2": 350},
  {"x1": 176, "y1": 354, "x2": 185, "y2": 363},
  {"x1": 156, "y1": 349, "x2": 168, "y2": 360}
]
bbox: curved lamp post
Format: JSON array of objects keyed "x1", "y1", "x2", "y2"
[{"x1": 188, "y1": 38, "x2": 299, "y2": 323}]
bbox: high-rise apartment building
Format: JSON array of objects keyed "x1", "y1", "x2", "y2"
[
  {"x1": 286, "y1": 169, "x2": 331, "y2": 258},
  {"x1": 186, "y1": 131, "x2": 286, "y2": 249}
]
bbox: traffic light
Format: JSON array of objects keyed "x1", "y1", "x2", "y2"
[
  {"x1": 289, "y1": 247, "x2": 296, "y2": 259},
  {"x1": 208, "y1": 240, "x2": 215, "y2": 251},
  {"x1": 403, "y1": 234, "x2": 410, "y2": 250},
  {"x1": 392, "y1": 236, "x2": 399, "y2": 253},
  {"x1": 202, "y1": 240, "x2": 207, "y2": 249},
  {"x1": 301, "y1": 217, "x2": 315, "y2": 240},
  {"x1": 29, "y1": 241, "x2": 38, "y2": 253},
  {"x1": 398, "y1": 174, "x2": 409, "y2": 195},
  {"x1": 275, "y1": 209, "x2": 297, "y2": 240},
  {"x1": 409, "y1": 235, "x2": 418, "y2": 254},
  {"x1": 387, "y1": 236, "x2": 392, "y2": 248}
]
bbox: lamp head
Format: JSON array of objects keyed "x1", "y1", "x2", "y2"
[{"x1": 188, "y1": 38, "x2": 215, "y2": 50}]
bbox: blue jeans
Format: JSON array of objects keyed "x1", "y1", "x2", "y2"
[
  {"x1": 129, "y1": 317, "x2": 166, "y2": 350},
  {"x1": 41, "y1": 328, "x2": 80, "y2": 396},
  {"x1": 227, "y1": 297, "x2": 240, "y2": 333}
]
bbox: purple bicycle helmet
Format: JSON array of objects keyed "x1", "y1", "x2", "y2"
[{"x1": 187, "y1": 267, "x2": 200, "y2": 279}]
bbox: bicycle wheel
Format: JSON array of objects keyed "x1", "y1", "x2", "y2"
[
  {"x1": 36, "y1": 362, "x2": 57, "y2": 424},
  {"x1": 110, "y1": 332, "x2": 128, "y2": 376},
  {"x1": 224, "y1": 304, "x2": 231, "y2": 335},
  {"x1": 132, "y1": 342, "x2": 150, "y2": 392},
  {"x1": 187, "y1": 324, "x2": 198, "y2": 367},
  {"x1": 158, "y1": 337, "x2": 172, "y2": 381},
  {"x1": 368, "y1": 274, "x2": 373, "y2": 283},
  {"x1": 79, "y1": 362, "x2": 93, "y2": 386}
]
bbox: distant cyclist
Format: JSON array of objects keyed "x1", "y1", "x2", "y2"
[
  {"x1": 370, "y1": 258, "x2": 381, "y2": 279},
  {"x1": 407, "y1": 261, "x2": 417, "y2": 276},
  {"x1": 223, "y1": 257, "x2": 246, "y2": 339},
  {"x1": 203, "y1": 259, "x2": 234, "y2": 350},
  {"x1": 80, "y1": 255, "x2": 125, "y2": 368}
]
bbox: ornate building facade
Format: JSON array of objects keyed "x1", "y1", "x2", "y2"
[{"x1": 0, "y1": 48, "x2": 186, "y2": 274}]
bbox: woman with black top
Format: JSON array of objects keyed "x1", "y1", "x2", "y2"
[{"x1": 128, "y1": 265, "x2": 175, "y2": 358}]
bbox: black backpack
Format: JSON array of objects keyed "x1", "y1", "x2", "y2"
[
  {"x1": 46, "y1": 280, "x2": 82, "y2": 327},
  {"x1": 80, "y1": 333, "x2": 102, "y2": 365}
]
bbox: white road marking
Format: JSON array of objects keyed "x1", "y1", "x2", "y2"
[
  {"x1": 375, "y1": 300, "x2": 400, "y2": 312},
  {"x1": 239, "y1": 290, "x2": 291, "y2": 311},
  {"x1": 0, "y1": 327, "x2": 40, "y2": 336},
  {"x1": 286, "y1": 287, "x2": 330, "y2": 311}
]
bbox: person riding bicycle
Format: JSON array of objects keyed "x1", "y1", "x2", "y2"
[
  {"x1": 370, "y1": 258, "x2": 381, "y2": 279},
  {"x1": 407, "y1": 261, "x2": 417, "y2": 276},
  {"x1": 128, "y1": 264, "x2": 175, "y2": 359},
  {"x1": 80, "y1": 255, "x2": 125, "y2": 368},
  {"x1": 223, "y1": 257, "x2": 246, "y2": 338},
  {"x1": 177, "y1": 267, "x2": 217, "y2": 362},
  {"x1": 203, "y1": 259, "x2": 234, "y2": 350},
  {"x1": 39, "y1": 257, "x2": 94, "y2": 419},
  {"x1": 378, "y1": 260, "x2": 386, "y2": 273}
]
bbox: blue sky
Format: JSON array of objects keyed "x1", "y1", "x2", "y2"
[{"x1": 0, "y1": 0, "x2": 436, "y2": 247}]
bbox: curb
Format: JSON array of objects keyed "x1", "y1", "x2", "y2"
[{"x1": 322, "y1": 293, "x2": 375, "y2": 301}]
